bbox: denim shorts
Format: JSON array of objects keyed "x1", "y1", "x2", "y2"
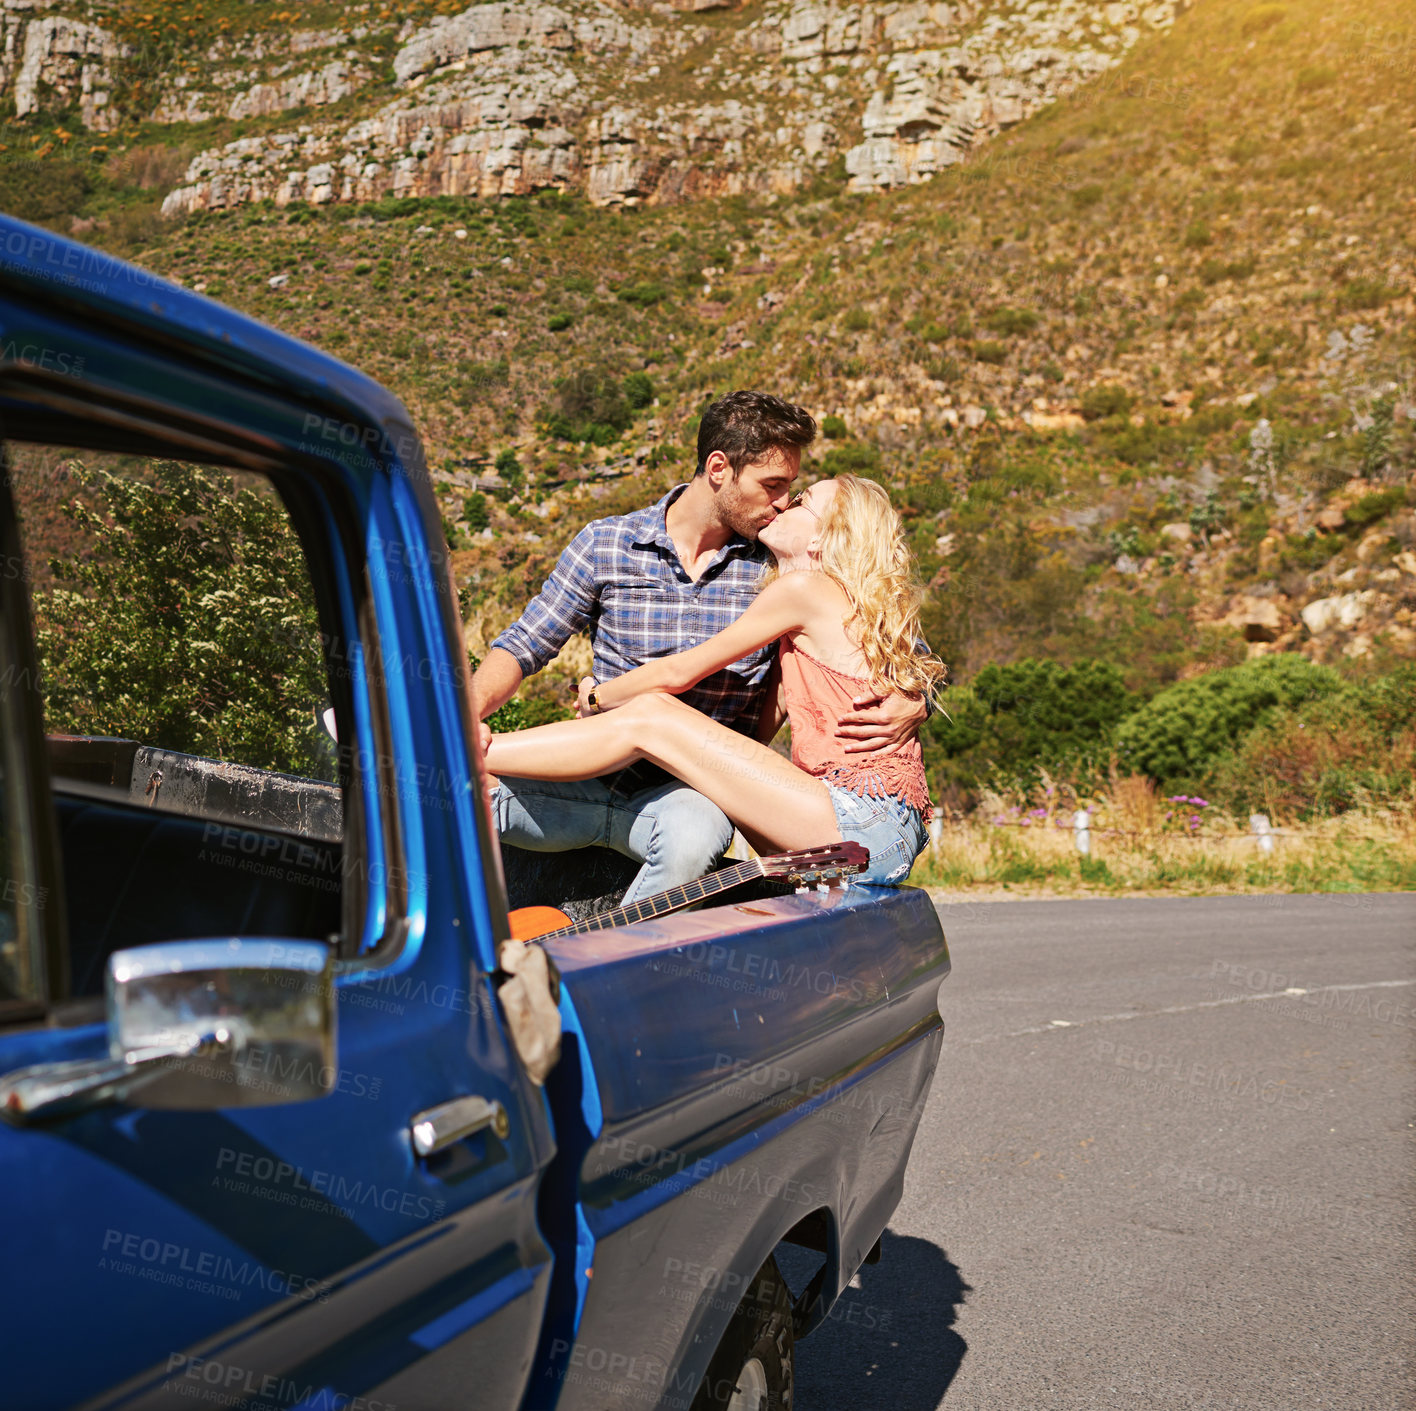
[{"x1": 825, "y1": 783, "x2": 929, "y2": 886}]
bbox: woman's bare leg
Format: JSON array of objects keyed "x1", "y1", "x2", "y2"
[{"x1": 485, "y1": 693, "x2": 842, "y2": 855}]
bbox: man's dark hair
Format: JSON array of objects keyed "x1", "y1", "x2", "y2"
[{"x1": 695, "y1": 390, "x2": 816, "y2": 478}]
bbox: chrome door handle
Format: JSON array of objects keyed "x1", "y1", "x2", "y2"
[{"x1": 410, "y1": 1095, "x2": 509, "y2": 1157}]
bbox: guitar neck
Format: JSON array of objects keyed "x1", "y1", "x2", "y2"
[{"x1": 540, "y1": 858, "x2": 766, "y2": 939}]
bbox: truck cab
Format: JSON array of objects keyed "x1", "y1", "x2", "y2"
[{"x1": 0, "y1": 215, "x2": 949, "y2": 1411}]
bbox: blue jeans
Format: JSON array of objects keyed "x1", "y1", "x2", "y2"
[
  {"x1": 825, "y1": 783, "x2": 928, "y2": 885},
  {"x1": 491, "y1": 774, "x2": 736, "y2": 906}
]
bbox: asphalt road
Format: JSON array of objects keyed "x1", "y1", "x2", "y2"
[{"x1": 788, "y1": 893, "x2": 1416, "y2": 1411}]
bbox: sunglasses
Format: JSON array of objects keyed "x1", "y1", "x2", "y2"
[{"x1": 788, "y1": 490, "x2": 820, "y2": 519}]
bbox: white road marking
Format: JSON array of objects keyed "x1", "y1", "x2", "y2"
[{"x1": 952, "y1": 978, "x2": 1416, "y2": 1046}]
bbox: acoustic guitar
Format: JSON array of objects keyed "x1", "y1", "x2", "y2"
[{"x1": 507, "y1": 841, "x2": 870, "y2": 942}]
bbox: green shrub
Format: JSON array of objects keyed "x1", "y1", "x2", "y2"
[
  {"x1": 623, "y1": 371, "x2": 655, "y2": 409},
  {"x1": 924, "y1": 658, "x2": 1137, "y2": 793},
  {"x1": 843, "y1": 307, "x2": 872, "y2": 332},
  {"x1": 618, "y1": 281, "x2": 667, "y2": 308},
  {"x1": 1360, "y1": 396, "x2": 1396, "y2": 478},
  {"x1": 544, "y1": 368, "x2": 633, "y2": 444},
  {"x1": 1182, "y1": 220, "x2": 1212, "y2": 249},
  {"x1": 1278, "y1": 530, "x2": 1343, "y2": 572},
  {"x1": 919, "y1": 323, "x2": 952, "y2": 344},
  {"x1": 1114, "y1": 655, "x2": 1346, "y2": 783},
  {"x1": 1100, "y1": 420, "x2": 1177, "y2": 467},
  {"x1": 984, "y1": 307, "x2": 1040, "y2": 337},
  {"x1": 1366, "y1": 663, "x2": 1416, "y2": 735},
  {"x1": 464, "y1": 492, "x2": 490, "y2": 532},
  {"x1": 547, "y1": 312, "x2": 574, "y2": 331},
  {"x1": 1080, "y1": 384, "x2": 1133, "y2": 421},
  {"x1": 362, "y1": 196, "x2": 425, "y2": 221},
  {"x1": 973, "y1": 340, "x2": 1009, "y2": 365},
  {"x1": 819, "y1": 440, "x2": 882, "y2": 478},
  {"x1": 1346, "y1": 485, "x2": 1406, "y2": 528},
  {"x1": 354, "y1": 261, "x2": 372, "y2": 276},
  {"x1": 821, "y1": 415, "x2": 848, "y2": 440},
  {"x1": 489, "y1": 302, "x2": 509, "y2": 317},
  {"x1": 1189, "y1": 492, "x2": 1227, "y2": 540},
  {"x1": 1207, "y1": 684, "x2": 1415, "y2": 819},
  {"x1": 1072, "y1": 183, "x2": 1105, "y2": 209},
  {"x1": 1200, "y1": 256, "x2": 1257, "y2": 284},
  {"x1": 494, "y1": 447, "x2": 524, "y2": 488}
]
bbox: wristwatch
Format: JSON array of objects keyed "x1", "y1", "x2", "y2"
[{"x1": 586, "y1": 679, "x2": 603, "y2": 714}]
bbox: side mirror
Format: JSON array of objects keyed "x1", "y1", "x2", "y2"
[{"x1": 0, "y1": 939, "x2": 336, "y2": 1122}]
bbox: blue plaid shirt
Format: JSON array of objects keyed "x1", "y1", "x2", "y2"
[{"x1": 492, "y1": 484, "x2": 775, "y2": 734}]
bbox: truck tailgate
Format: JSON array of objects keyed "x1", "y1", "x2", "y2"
[{"x1": 533, "y1": 884, "x2": 949, "y2": 1410}]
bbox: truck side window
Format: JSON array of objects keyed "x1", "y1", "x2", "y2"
[
  {"x1": 29, "y1": 453, "x2": 338, "y2": 806},
  {"x1": 5, "y1": 447, "x2": 352, "y2": 1002}
]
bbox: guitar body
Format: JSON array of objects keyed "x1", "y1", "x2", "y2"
[{"x1": 508, "y1": 905, "x2": 573, "y2": 942}]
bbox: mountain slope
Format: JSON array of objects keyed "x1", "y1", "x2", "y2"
[{"x1": 3, "y1": 0, "x2": 1412, "y2": 701}]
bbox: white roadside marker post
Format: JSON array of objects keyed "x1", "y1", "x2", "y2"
[
  {"x1": 1073, "y1": 809, "x2": 1092, "y2": 857},
  {"x1": 1250, "y1": 814, "x2": 1274, "y2": 856}
]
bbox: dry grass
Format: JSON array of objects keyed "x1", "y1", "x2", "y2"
[{"x1": 910, "y1": 803, "x2": 1416, "y2": 897}]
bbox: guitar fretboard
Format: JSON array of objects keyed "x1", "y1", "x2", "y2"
[{"x1": 539, "y1": 860, "x2": 764, "y2": 939}]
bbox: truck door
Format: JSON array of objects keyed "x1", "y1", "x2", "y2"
[{"x1": 0, "y1": 239, "x2": 554, "y2": 1411}]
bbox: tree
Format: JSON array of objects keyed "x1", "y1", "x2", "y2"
[
  {"x1": 1114, "y1": 654, "x2": 1344, "y2": 785},
  {"x1": 33, "y1": 460, "x2": 336, "y2": 780},
  {"x1": 464, "y1": 491, "x2": 491, "y2": 532},
  {"x1": 924, "y1": 658, "x2": 1135, "y2": 794},
  {"x1": 494, "y1": 448, "x2": 525, "y2": 490}
]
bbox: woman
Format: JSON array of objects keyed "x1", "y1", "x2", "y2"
[{"x1": 484, "y1": 474, "x2": 945, "y2": 884}]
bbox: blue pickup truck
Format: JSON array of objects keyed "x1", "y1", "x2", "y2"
[{"x1": 0, "y1": 214, "x2": 950, "y2": 1411}]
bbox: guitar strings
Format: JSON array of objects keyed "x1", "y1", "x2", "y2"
[{"x1": 536, "y1": 849, "x2": 864, "y2": 940}]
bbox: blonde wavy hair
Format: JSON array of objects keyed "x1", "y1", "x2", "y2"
[{"x1": 783, "y1": 474, "x2": 946, "y2": 704}]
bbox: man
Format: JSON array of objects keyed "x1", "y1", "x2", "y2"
[{"x1": 471, "y1": 389, "x2": 927, "y2": 905}]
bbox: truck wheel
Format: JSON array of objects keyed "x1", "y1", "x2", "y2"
[{"x1": 693, "y1": 1255, "x2": 795, "y2": 1411}]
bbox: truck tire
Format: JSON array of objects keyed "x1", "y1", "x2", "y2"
[{"x1": 692, "y1": 1254, "x2": 795, "y2": 1411}]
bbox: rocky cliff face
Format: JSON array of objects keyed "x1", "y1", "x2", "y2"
[
  {"x1": 1, "y1": 3, "x2": 127, "y2": 132},
  {"x1": 165, "y1": 0, "x2": 1183, "y2": 215},
  {"x1": 0, "y1": 0, "x2": 1184, "y2": 215}
]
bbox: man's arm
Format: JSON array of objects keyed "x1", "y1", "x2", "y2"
[
  {"x1": 480, "y1": 523, "x2": 600, "y2": 721},
  {"x1": 471, "y1": 647, "x2": 524, "y2": 721},
  {"x1": 588, "y1": 574, "x2": 812, "y2": 711},
  {"x1": 835, "y1": 690, "x2": 928, "y2": 754},
  {"x1": 835, "y1": 632, "x2": 939, "y2": 753}
]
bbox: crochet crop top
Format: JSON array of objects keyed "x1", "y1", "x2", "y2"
[{"x1": 777, "y1": 635, "x2": 932, "y2": 814}]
